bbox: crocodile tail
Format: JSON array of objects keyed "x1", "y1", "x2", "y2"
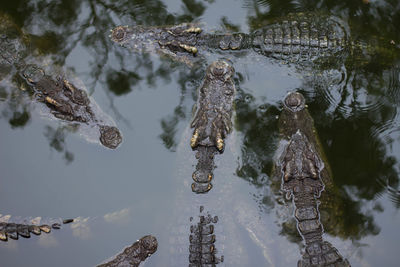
[
  {"x1": 0, "y1": 215, "x2": 74, "y2": 242},
  {"x1": 298, "y1": 240, "x2": 351, "y2": 267},
  {"x1": 191, "y1": 146, "x2": 218, "y2": 193},
  {"x1": 189, "y1": 206, "x2": 223, "y2": 266},
  {"x1": 97, "y1": 235, "x2": 158, "y2": 267},
  {"x1": 287, "y1": 184, "x2": 350, "y2": 266}
]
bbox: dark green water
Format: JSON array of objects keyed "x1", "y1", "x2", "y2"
[{"x1": 1, "y1": 0, "x2": 400, "y2": 266}]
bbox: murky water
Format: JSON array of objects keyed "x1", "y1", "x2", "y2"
[{"x1": 1, "y1": 0, "x2": 400, "y2": 266}]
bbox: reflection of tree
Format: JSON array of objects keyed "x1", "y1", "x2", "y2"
[
  {"x1": 1, "y1": 0, "x2": 214, "y2": 165},
  {"x1": 0, "y1": 85, "x2": 31, "y2": 128},
  {"x1": 0, "y1": 0, "x2": 399, "y2": 263},
  {"x1": 44, "y1": 125, "x2": 76, "y2": 164},
  {"x1": 232, "y1": 0, "x2": 400, "y2": 247},
  {"x1": 235, "y1": 90, "x2": 383, "y2": 247},
  {"x1": 159, "y1": 66, "x2": 203, "y2": 151}
]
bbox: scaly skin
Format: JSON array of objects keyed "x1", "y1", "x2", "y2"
[
  {"x1": 97, "y1": 235, "x2": 158, "y2": 267},
  {"x1": 0, "y1": 13, "x2": 122, "y2": 149},
  {"x1": 0, "y1": 215, "x2": 73, "y2": 242},
  {"x1": 110, "y1": 13, "x2": 349, "y2": 65},
  {"x1": 189, "y1": 59, "x2": 235, "y2": 193},
  {"x1": 277, "y1": 92, "x2": 350, "y2": 266},
  {"x1": 189, "y1": 206, "x2": 223, "y2": 266}
]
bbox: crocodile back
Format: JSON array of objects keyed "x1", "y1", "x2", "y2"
[{"x1": 252, "y1": 12, "x2": 350, "y2": 63}]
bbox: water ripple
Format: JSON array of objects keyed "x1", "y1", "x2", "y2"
[{"x1": 376, "y1": 177, "x2": 400, "y2": 207}]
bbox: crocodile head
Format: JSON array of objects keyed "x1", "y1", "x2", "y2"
[
  {"x1": 110, "y1": 23, "x2": 202, "y2": 64},
  {"x1": 190, "y1": 59, "x2": 235, "y2": 152},
  {"x1": 280, "y1": 131, "x2": 325, "y2": 200},
  {"x1": 281, "y1": 131, "x2": 321, "y2": 182},
  {"x1": 22, "y1": 65, "x2": 91, "y2": 122}
]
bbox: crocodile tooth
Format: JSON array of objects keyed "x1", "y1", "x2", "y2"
[
  {"x1": 63, "y1": 79, "x2": 75, "y2": 92},
  {"x1": 45, "y1": 96, "x2": 61, "y2": 107},
  {"x1": 190, "y1": 129, "x2": 200, "y2": 148},
  {"x1": 283, "y1": 162, "x2": 293, "y2": 182},
  {"x1": 179, "y1": 44, "x2": 198, "y2": 54},
  {"x1": 29, "y1": 225, "x2": 41, "y2": 235},
  {"x1": 0, "y1": 231, "x2": 7, "y2": 241},
  {"x1": 17, "y1": 225, "x2": 30, "y2": 238},
  {"x1": 215, "y1": 132, "x2": 224, "y2": 152},
  {"x1": 184, "y1": 27, "x2": 202, "y2": 34},
  {"x1": 63, "y1": 219, "x2": 74, "y2": 224},
  {"x1": 39, "y1": 225, "x2": 51, "y2": 233},
  {"x1": 52, "y1": 223, "x2": 61, "y2": 229}
]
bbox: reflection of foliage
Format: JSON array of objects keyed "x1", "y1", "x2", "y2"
[
  {"x1": 181, "y1": 0, "x2": 206, "y2": 18},
  {"x1": 2, "y1": 0, "x2": 213, "y2": 165},
  {"x1": 235, "y1": 90, "x2": 383, "y2": 244},
  {"x1": 8, "y1": 109, "x2": 29, "y2": 127},
  {"x1": 0, "y1": 0, "x2": 399, "y2": 259},
  {"x1": 159, "y1": 67, "x2": 203, "y2": 151},
  {"x1": 235, "y1": 94, "x2": 280, "y2": 187},
  {"x1": 220, "y1": 17, "x2": 241, "y2": 32},
  {"x1": 160, "y1": 105, "x2": 186, "y2": 151},
  {"x1": 106, "y1": 70, "x2": 141, "y2": 96},
  {"x1": 237, "y1": 0, "x2": 400, "y2": 246},
  {"x1": 0, "y1": 84, "x2": 31, "y2": 129},
  {"x1": 44, "y1": 125, "x2": 76, "y2": 164}
]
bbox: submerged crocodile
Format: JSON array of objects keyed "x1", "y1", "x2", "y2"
[
  {"x1": 189, "y1": 59, "x2": 235, "y2": 193},
  {"x1": 189, "y1": 206, "x2": 223, "y2": 266},
  {"x1": 20, "y1": 64, "x2": 122, "y2": 149},
  {"x1": 110, "y1": 12, "x2": 348, "y2": 65},
  {"x1": 0, "y1": 215, "x2": 73, "y2": 242},
  {"x1": 275, "y1": 92, "x2": 350, "y2": 266},
  {"x1": 98, "y1": 235, "x2": 158, "y2": 267},
  {"x1": 0, "y1": 12, "x2": 122, "y2": 149}
]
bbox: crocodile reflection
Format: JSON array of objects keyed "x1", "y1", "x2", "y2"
[
  {"x1": 0, "y1": 12, "x2": 122, "y2": 149},
  {"x1": 0, "y1": 214, "x2": 73, "y2": 242},
  {"x1": 189, "y1": 59, "x2": 235, "y2": 193},
  {"x1": 98, "y1": 235, "x2": 158, "y2": 267},
  {"x1": 275, "y1": 92, "x2": 350, "y2": 266}
]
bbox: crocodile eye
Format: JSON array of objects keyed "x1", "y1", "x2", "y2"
[{"x1": 23, "y1": 64, "x2": 45, "y2": 84}]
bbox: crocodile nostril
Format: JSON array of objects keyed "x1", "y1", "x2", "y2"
[
  {"x1": 212, "y1": 66, "x2": 224, "y2": 76},
  {"x1": 284, "y1": 92, "x2": 305, "y2": 112},
  {"x1": 111, "y1": 26, "x2": 127, "y2": 42}
]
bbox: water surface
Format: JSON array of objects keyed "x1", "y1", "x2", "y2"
[{"x1": 1, "y1": 0, "x2": 400, "y2": 266}]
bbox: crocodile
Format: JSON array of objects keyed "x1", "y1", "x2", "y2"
[
  {"x1": 20, "y1": 64, "x2": 122, "y2": 149},
  {"x1": 110, "y1": 12, "x2": 349, "y2": 66},
  {"x1": 275, "y1": 92, "x2": 350, "y2": 266},
  {"x1": 0, "y1": 12, "x2": 122, "y2": 149},
  {"x1": 189, "y1": 59, "x2": 235, "y2": 193},
  {"x1": 154, "y1": 62, "x2": 293, "y2": 266},
  {"x1": 0, "y1": 214, "x2": 73, "y2": 242},
  {"x1": 98, "y1": 235, "x2": 158, "y2": 267}
]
